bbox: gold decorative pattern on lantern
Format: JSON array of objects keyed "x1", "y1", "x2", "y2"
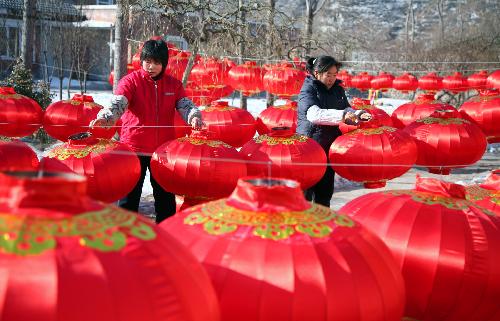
[
  {"x1": 416, "y1": 117, "x2": 467, "y2": 125},
  {"x1": 47, "y1": 139, "x2": 115, "y2": 160},
  {"x1": 346, "y1": 126, "x2": 396, "y2": 136},
  {"x1": 183, "y1": 199, "x2": 355, "y2": 240},
  {"x1": 68, "y1": 100, "x2": 100, "y2": 109},
  {"x1": 354, "y1": 104, "x2": 374, "y2": 110},
  {"x1": 274, "y1": 105, "x2": 297, "y2": 111},
  {"x1": 386, "y1": 190, "x2": 496, "y2": 215},
  {"x1": 466, "y1": 185, "x2": 500, "y2": 205},
  {"x1": 0, "y1": 136, "x2": 12, "y2": 142},
  {"x1": 468, "y1": 95, "x2": 498, "y2": 103},
  {"x1": 0, "y1": 207, "x2": 156, "y2": 256},
  {"x1": 177, "y1": 137, "x2": 233, "y2": 148},
  {"x1": 413, "y1": 98, "x2": 439, "y2": 105},
  {"x1": 204, "y1": 106, "x2": 235, "y2": 112},
  {"x1": 255, "y1": 134, "x2": 308, "y2": 145},
  {"x1": 0, "y1": 93, "x2": 22, "y2": 100}
]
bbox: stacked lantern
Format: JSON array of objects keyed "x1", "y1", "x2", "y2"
[
  {"x1": 161, "y1": 177, "x2": 406, "y2": 321},
  {"x1": 108, "y1": 63, "x2": 134, "y2": 86},
  {"x1": 487, "y1": 70, "x2": 500, "y2": 89},
  {"x1": 418, "y1": 72, "x2": 443, "y2": 92},
  {"x1": 41, "y1": 133, "x2": 141, "y2": 203},
  {"x1": 350, "y1": 72, "x2": 373, "y2": 91},
  {"x1": 336, "y1": 69, "x2": 352, "y2": 88},
  {"x1": 467, "y1": 70, "x2": 489, "y2": 91},
  {"x1": 201, "y1": 100, "x2": 256, "y2": 147},
  {"x1": 256, "y1": 100, "x2": 298, "y2": 135},
  {"x1": 404, "y1": 109, "x2": 487, "y2": 175},
  {"x1": 391, "y1": 93, "x2": 456, "y2": 129},
  {"x1": 240, "y1": 127, "x2": 326, "y2": 190},
  {"x1": 263, "y1": 62, "x2": 306, "y2": 98},
  {"x1": 329, "y1": 121, "x2": 417, "y2": 188},
  {"x1": 392, "y1": 73, "x2": 418, "y2": 93},
  {"x1": 43, "y1": 94, "x2": 119, "y2": 141},
  {"x1": 442, "y1": 72, "x2": 468, "y2": 93},
  {"x1": 339, "y1": 176, "x2": 500, "y2": 321},
  {"x1": 0, "y1": 86, "x2": 43, "y2": 138},
  {"x1": 151, "y1": 130, "x2": 247, "y2": 205},
  {"x1": 350, "y1": 97, "x2": 393, "y2": 127},
  {"x1": 370, "y1": 71, "x2": 394, "y2": 92},
  {"x1": 0, "y1": 171, "x2": 219, "y2": 321},
  {"x1": 466, "y1": 170, "x2": 500, "y2": 215},
  {"x1": 0, "y1": 137, "x2": 39, "y2": 171},
  {"x1": 190, "y1": 57, "x2": 226, "y2": 89},
  {"x1": 459, "y1": 89, "x2": 500, "y2": 143},
  {"x1": 226, "y1": 61, "x2": 264, "y2": 96},
  {"x1": 185, "y1": 83, "x2": 214, "y2": 106}
]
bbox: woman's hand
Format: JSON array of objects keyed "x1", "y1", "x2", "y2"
[
  {"x1": 89, "y1": 118, "x2": 116, "y2": 129},
  {"x1": 359, "y1": 112, "x2": 372, "y2": 121},
  {"x1": 190, "y1": 116, "x2": 203, "y2": 130}
]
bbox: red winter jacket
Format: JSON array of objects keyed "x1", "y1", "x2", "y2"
[{"x1": 115, "y1": 69, "x2": 187, "y2": 153}]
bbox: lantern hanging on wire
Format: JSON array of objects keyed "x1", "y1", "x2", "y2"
[
  {"x1": 487, "y1": 70, "x2": 500, "y2": 89},
  {"x1": 263, "y1": 62, "x2": 306, "y2": 98},
  {"x1": 459, "y1": 89, "x2": 500, "y2": 143},
  {"x1": 370, "y1": 71, "x2": 394, "y2": 92},
  {"x1": 336, "y1": 69, "x2": 352, "y2": 88},
  {"x1": 418, "y1": 72, "x2": 443, "y2": 92},
  {"x1": 350, "y1": 72, "x2": 373, "y2": 91},
  {"x1": 442, "y1": 72, "x2": 468, "y2": 93},
  {"x1": 392, "y1": 73, "x2": 418, "y2": 93},
  {"x1": 467, "y1": 70, "x2": 489, "y2": 91},
  {"x1": 0, "y1": 86, "x2": 43, "y2": 138},
  {"x1": 227, "y1": 61, "x2": 264, "y2": 96}
]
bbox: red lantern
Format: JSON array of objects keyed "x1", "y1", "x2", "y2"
[
  {"x1": 132, "y1": 51, "x2": 141, "y2": 70},
  {"x1": 190, "y1": 57, "x2": 226, "y2": 88},
  {"x1": 391, "y1": 93, "x2": 456, "y2": 129},
  {"x1": 161, "y1": 177, "x2": 405, "y2": 321},
  {"x1": 350, "y1": 97, "x2": 393, "y2": 127},
  {"x1": 393, "y1": 73, "x2": 418, "y2": 93},
  {"x1": 339, "y1": 176, "x2": 500, "y2": 321},
  {"x1": 0, "y1": 171, "x2": 219, "y2": 321},
  {"x1": 487, "y1": 70, "x2": 500, "y2": 89},
  {"x1": 174, "y1": 110, "x2": 191, "y2": 138},
  {"x1": 0, "y1": 86, "x2": 43, "y2": 138},
  {"x1": 336, "y1": 69, "x2": 352, "y2": 88},
  {"x1": 41, "y1": 133, "x2": 141, "y2": 203},
  {"x1": 404, "y1": 109, "x2": 487, "y2": 175},
  {"x1": 370, "y1": 71, "x2": 394, "y2": 92},
  {"x1": 459, "y1": 89, "x2": 500, "y2": 143},
  {"x1": 151, "y1": 130, "x2": 247, "y2": 200},
  {"x1": 227, "y1": 61, "x2": 264, "y2": 96},
  {"x1": 442, "y1": 72, "x2": 468, "y2": 93},
  {"x1": 44, "y1": 94, "x2": 120, "y2": 141},
  {"x1": 329, "y1": 122, "x2": 417, "y2": 188},
  {"x1": 351, "y1": 72, "x2": 374, "y2": 91},
  {"x1": 240, "y1": 128, "x2": 326, "y2": 189},
  {"x1": 0, "y1": 137, "x2": 38, "y2": 171},
  {"x1": 467, "y1": 70, "x2": 489, "y2": 90},
  {"x1": 201, "y1": 100, "x2": 256, "y2": 147},
  {"x1": 108, "y1": 63, "x2": 134, "y2": 86},
  {"x1": 256, "y1": 100, "x2": 298, "y2": 135},
  {"x1": 263, "y1": 62, "x2": 306, "y2": 98},
  {"x1": 185, "y1": 82, "x2": 214, "y2": 106},
  {"x1": 466, "y1": 170, "x2": 500, "y2": 215},
  {"x1": 167, "y1": 51, "x2": 190, "y2": 81},
  {"x1": 418, "y1": 72, "x2": 443, "y2": 92}
]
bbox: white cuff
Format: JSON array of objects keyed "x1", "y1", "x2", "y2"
[{"x1": 306, "y1": 105, "x2": 344, "y2": 125}]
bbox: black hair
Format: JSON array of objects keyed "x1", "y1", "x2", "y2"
[
  {"x1": 305, "y1": 55, "x2": 342, "y2": 75},
  {"x1": 140, "y1": 39, "x2": 169, "y2": 68}
]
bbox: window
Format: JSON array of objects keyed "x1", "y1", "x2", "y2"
[
  {"x1": 96, "y1": 0, "x2": 115, "y2": 4},
  {"x1": 0, "y1": 26, "x2": 20, "y2": 59},
  {"x1": 165, "y1": 35, "x2": 188, "y2": 51}
]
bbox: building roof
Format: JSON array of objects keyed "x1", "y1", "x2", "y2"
[{"x1": 0, "y1": 0, "x2": 84, "y2": 21}]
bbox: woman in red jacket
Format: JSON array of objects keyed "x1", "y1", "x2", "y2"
[{"x1": 91, "y1": 39, "x2": 202, "y2": 223}]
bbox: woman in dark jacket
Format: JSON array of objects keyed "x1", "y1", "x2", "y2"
[{"x1": 297, "y1": 55, "x2": 370, "y2": 206}]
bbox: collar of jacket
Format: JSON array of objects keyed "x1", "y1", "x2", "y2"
[{"x1": 139, "y1": 67, "x2": 166, "y2": 82}]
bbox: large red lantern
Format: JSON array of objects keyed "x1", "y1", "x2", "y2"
[
  {"x1": 0, "y1": 137, "x2": 38, "y2": 171},
  {"x1": 418, "y1": 72, "x2": 443, "y2": 92},
  {"x1": 43, "y1": 94, "x2": 119, "y2": 141},
  {"x1": 404, "y1": 109, "x2": 487, "y2": 175},
  {"x1": 41, "y1": 133, "x2": 141, "y2": 203},
  {"x1": 459, "y1": 89, "x2": 500, "y2": 143},
  {"x1": 240, "y1": 127, "x2": 326, "y2": 189},
  {"x1": 329, "y1": 122, "x2": 417, "y2": 188},
  {"x1": 487, "y1": 70, "x2": 500, "y2": 89},
  {"x1": 467, "y1": 70, "x2": 489, "y2": 90},
  {"x1": 370, "y1": 71, "x2": 394, "y2": 92},
  {"x1": 167, "y1": 51, "x2": 190, "y2": 81},
  {"x1": 393, "y1": 73, "x2": 418, "y2": 93},
  {"x1": 350, "y1": 97, "x2": 393, "y2": 127},
  {"x1": 150, "y1": 130, "x2": 247, "y2": 200},
  {"x1": 0, "y1": 171, "x2": 219, "y2": 321},
  {"x1": 391, "y1": 93, "x2": 456, "y2": 129},
  {"x1": 256, "y1": 100, "x2": 297, "y2": 135},
  {"x1": 442, "y1": 72, "x2": 468, "y2": 93},
  {"x1": 350, "y1": 72, "x2": 373, "y2": 91},
  {"x1": 466, "y1": 170, "x2": 500, "y2": 215},
  {"x1": 336, "y1": 69, "x2": 352, "y2": 88},
  {"x1": 161, "y1": 177, "x2": 405, "y2": 321},
  {"x1": 227, "y1": 61, "x2": 264, "y2": 96},
  {"x1": 201, "y1": 100, "x2": 256, "y2": 147},
  {"x1": 0, "y1": 86, "x2": 43, "y2": 137},
  {"x1": 190, "y1": 57, "x2": 226, "y2": 88},
  {"x1": 185, "y1": 82, "x2": 214, "y2": 106},
  {"x1": 263, "y1": 62, "x2": 306, "y2": 98},
  {"x1": 108, "y1": 63, "x2": 134, "y2": 86},
  {"x1": 339, "y1": 176, "x2": 500, "y2": 321}
]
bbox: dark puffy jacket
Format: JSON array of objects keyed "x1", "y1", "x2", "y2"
[{"x1": 297, "y1": 75, "x2": 350, "y2": 151}]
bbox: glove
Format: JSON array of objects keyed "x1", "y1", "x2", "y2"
[
  {"x1": 190, "y1": 116, "x2": 203, "y2": 130},
  {"x1": 89, "y1": 118, "x2": 116, "y2": 129}
]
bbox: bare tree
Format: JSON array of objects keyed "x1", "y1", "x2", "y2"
[
  {"x1": 113, "y1": 0, "x2": 130, "y2": 90},
  {"x1": 304, "y1": 0, "x2": 328, "y2": 55},
  {"x1": 21, "y1": 0, "x2": 37, "y2": 69}
]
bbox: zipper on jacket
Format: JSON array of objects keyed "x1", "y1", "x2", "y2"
[{"x1": 154, "y1": 81, "x2": 159, "y2": 147}]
